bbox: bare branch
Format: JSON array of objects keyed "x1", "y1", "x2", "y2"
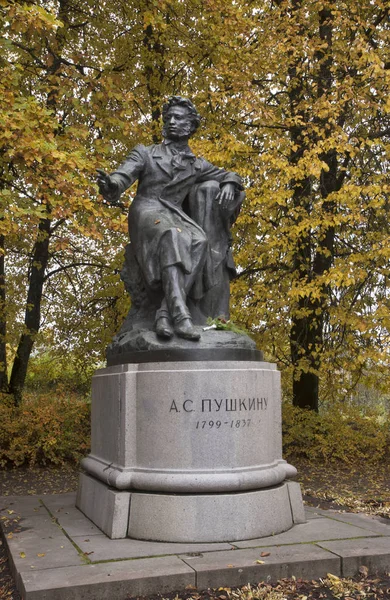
[{"x1": 44, "y1": 261, "x2": 108, "y2": 282}]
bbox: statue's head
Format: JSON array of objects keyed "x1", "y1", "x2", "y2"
[{"x1": 162, "y1": 96, "x2": 201, "y2": 140}]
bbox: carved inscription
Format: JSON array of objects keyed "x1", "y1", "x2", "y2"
[
  {"x1": 169, "y1": 397, "x2": 268, "y2": 429},
  {"x1": 169, "y1": 397, "x2": 268, "y2": 413},
  {"x1": 196, "y1": 419, "x2": 252, "y2": 429},
  {"x1": 202, "y1": 398, "x2": 268, "y2": 412}
]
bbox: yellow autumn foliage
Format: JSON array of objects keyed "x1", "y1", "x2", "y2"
[
  {"x1": 0, "y1": 0, "x2": 389, "y2": 412},
  {"x1": 282, "y1": 401, "x2": 389, "y2": 464},
  {"x1": 0, "y1": 391, "x2": 90, "y2": 467}
]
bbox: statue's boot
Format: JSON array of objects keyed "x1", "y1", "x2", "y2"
[
  {"x1": 155, "y1": 308, "x2": 174, "y2": 339},
  {"x1": 174, "y1": 317, "x2": 201, "y2": 341},
  {"x1": 161, "y1": 266, "x2": 200, "y2": 341}
]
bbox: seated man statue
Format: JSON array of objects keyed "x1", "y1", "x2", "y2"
[{"x1": 97, "y1": 96, "x2": 244, "y2": 342}]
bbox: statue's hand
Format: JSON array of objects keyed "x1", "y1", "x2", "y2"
[
  {"x1": 96, "y1": 168, "x2": 118, "y2": 200},
  {"x1": 216, "y1": 183, "x2": 236, "y2": 209}
]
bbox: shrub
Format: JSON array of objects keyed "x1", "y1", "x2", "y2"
[
  {"x1": 25, "y1": 352, "x2": 97, "y2": 395},
  {"x1": 282, "y1": 401, "x2": 389, "y2": 464},
  {"x1": 0, "y1": 390, "x2": 90, "y2": 467}
]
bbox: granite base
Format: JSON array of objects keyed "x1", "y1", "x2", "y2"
[
  {"x1": 77, "y1": 472, "x2": 305, "y2": 542},
  {"x1": 77, "y1": 360, "x2": 304, "y2": 542}
]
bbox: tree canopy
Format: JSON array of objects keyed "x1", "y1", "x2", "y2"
[{"x1": 1, "y1": 0, "x2": 389, "y2": 409}]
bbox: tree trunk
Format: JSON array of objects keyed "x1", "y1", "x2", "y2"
[
  {"x1": 0, "y1": 231, "x2": 8, "y2": 394},
  {"x1": 289, "y1": 4, "x2": 338, "y2": 412},
  {"x1": 289, "y1": 196, "x2": 321, "y2": 411},
  {"x1": 284, "y1": 1, "x2": 320, "y2": 410},
  {"x1": 142, "y1": 1, "x2": 167, "y2": 142},
  {"x1": 8, "y1": 0, "x2": 71, "y2": 405},
  {"x1": 292, "y1": 369, "x2": 319, "y2": 411},
  {"x1": 9, "y1": 218, "x2": 51, "y2": 404}
]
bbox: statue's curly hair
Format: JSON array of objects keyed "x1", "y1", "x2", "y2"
[{"x1": 162, "y1": 96, "x2": 201, "y2": 133}]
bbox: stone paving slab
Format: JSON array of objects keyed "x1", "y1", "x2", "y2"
[
  {"x1": 232, "y1": 517, "x2": 382, "y2": 548},
  {"x1": 40, "y1": 493, "x2": 103, "y2": 537},
  {"x1": 41, "y1": 493, "x2": 78, "y2": 507},
  {"x1": 7, "y1": 531, "x2": 85, "y2": 574},
  {"x1": 314, "y1": 510, "x2": 390, "y2": 536},
  {"x1": 318, "y1": 536, "x2": 390, "y2": 577},
  {"x1": 7, "y1": 512, "x2": 67, "y2": 536},
  {"x1": 2, "y1": 493, "x2": 390, "y2": 600},
  {"x1": 47, "y1": 504, "x2": 103, "y2": 537},
  {"x1": 73, "y1": 534, "x2": 234, "y2": 562},
  {"x1": 303, "y1": 507, "x2": 324, "y2": 520},
  {"x1": 19, "y1": 556, "x2": 196, "y2": 600},
  {"x1": 0, "y1": 495, "x2": 47, "y2": 517},
  {"x1": 3, "y1": 510, "x2": 85, "y2": 579},
  {"x1": 180, "y1": 543, "x2": 340, "y2": 589}
]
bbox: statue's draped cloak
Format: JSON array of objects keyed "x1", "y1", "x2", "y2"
[{"x1": 109, "y1": 142, "x2": 243, "y2": 298}]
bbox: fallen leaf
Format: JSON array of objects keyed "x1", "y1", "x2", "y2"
[
  {"x1": 37, "y1": 553, "x2": 45, "y2": 557},
  {"x1": 7, "y1": 510, "x2": 15, "y2": 515},
  {"x1": 177, "y1": 227, "x2": 182, "y2": 232},
  {"x1": 155, "y1": 219, "x2": 160, "y2": 224},
  {"x1": 227, "y1": 564, "x2": 234, "y2": 568},
  {"x1": 7, "y1": 533, "x2": 13, "y2": 539},
  {"x1": 255, "y1": 560, "x2": 265, "y2": 564},
  {"x1": 359, "y1": 565, "x2": 369, "y2": 577},
  {"x1": 20, "y1": 552, "x2": 26, "y2": 558},
  {"x1": 261, "y1": 551, "x2": 271, "y2": 557},
  {"x1": 83, "y1": 551, "x2": 94, "y2": 556}
]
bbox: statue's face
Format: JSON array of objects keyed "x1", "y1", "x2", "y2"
[{"x1": 163, "y1": 106, "x2": 194, "y2": 140}]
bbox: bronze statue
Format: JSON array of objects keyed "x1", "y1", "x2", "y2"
[{"x1": 97, "y1": 97, "x2": 244, "y2": 343}]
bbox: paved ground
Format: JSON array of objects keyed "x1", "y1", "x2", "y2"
[{"x1": 1, "y1": 492, "x2": 389, "y2": 600}]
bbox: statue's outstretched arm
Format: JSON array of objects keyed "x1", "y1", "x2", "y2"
[
  {"x1": 96, "y1": 168, "x2": 121, "y2": 205},
  {"x1": 96, "y1": 144, "x2": 146, "y2": 205}
]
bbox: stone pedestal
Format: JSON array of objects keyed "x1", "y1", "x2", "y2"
[{"x1": 77, "y1": 360, "x2": 304, "y2": 542}]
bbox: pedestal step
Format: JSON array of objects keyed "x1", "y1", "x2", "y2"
[{"x1": 77, "y1": 472, "x2": 305, "y2": 542}]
